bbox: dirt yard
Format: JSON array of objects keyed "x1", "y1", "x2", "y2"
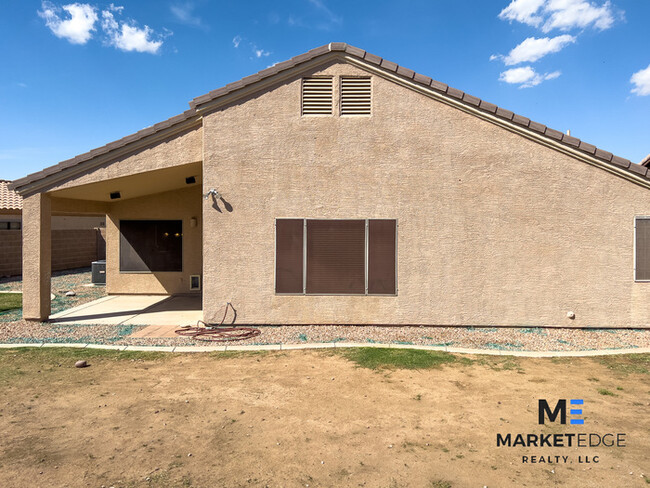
[{"x1": 0, "y1": 348, "x2": 647, "y2": 488}]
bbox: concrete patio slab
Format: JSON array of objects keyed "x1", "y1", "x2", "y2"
[
  {"x1": 121, "y1": 296, "x2": 202, "y2": 326},
  {"x1": 49, "y1": 295, "x2": 202, "y2": 326}
]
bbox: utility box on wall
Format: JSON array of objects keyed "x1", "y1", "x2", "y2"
[{"x1": 91, "y1": 260, "x2": 106, "y2": 285}]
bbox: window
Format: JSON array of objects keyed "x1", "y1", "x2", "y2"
[
  {"x1": 301, "y1": 77, "x2": 333, "y2": 116},
  {"x1": 340, "y1": 77, "x2": 371, "y2": 116},
  {"x1": 120, "y1": 220, "x2": 182, "y2": 272},
  {"x1": 0, "y1": 221, "x2": 21, "y2": 230},
  {"x1": 635, "y1": 217, "x2": 650, "y2": 281},
  {"x1": 275, "y1": 219, "x2": 397, "y2": 295}
]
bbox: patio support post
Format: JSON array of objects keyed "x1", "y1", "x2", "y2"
[{"x1": 22, "y1": 193, "x2": 52, "y2": 321}]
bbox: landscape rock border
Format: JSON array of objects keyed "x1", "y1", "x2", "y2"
[{"x1": 0, "y1": 342, "x2": 648, "y2": 357}]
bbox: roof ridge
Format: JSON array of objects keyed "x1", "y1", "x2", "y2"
[
  {"x1": 187, "y1": 42, "x2": 640, "y2": 177},
  {"x1": 9, "y1": 42, "x2": 647, "y2": 193}
]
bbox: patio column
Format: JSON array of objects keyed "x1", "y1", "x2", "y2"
[{"x1": 22, "y1": 193, "x2": 51, "y2": 321}]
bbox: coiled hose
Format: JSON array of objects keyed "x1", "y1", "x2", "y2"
[{"x1": 174, "y1": 302, "x2": 261, "y2": 342}]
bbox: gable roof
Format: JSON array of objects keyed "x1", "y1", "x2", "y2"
[
  {"x1": 9, "y1": 42, "x2": 648, "y2": 194},
  {"x1": 0, "y1": 180, "x2": 22, "y2": 211}
]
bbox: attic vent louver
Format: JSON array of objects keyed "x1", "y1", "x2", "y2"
[
  {"x1": 340, "y1": 77, "x2": 371, "y2": 116},
  {"x1": 301, "y1": 77, "x2": 333, "y2": 115}
]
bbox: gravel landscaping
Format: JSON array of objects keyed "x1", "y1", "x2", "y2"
[{"x1": 1, "y1": 269, "x2": 650, "y2": 351}]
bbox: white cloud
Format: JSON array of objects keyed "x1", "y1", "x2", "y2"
[
  {"x1": 101, "y1": 8, "x2": 164, "y2": 54},
  {"x1": 631, "y1": 64, "x2": 650, "y2": 96},
  {"x1": 307, "y1": 0, "x2": 342, "y2": 26},
  {"x1": 170, "y1": 2, "x2": 202, "y2": 27},
  {"x1": 232, "y1": 36, "x2": 271, "y2": 59},
  {"x1": 499, "y1": 35, "x2": 576, "y2": 65},
  {"x1": 499, "y1": 66, "x2": 561, "y2": 87},
  {"x1": 38, "y1": 1, "x2": 98, "y2": 44},
  {"x1": 542, "y1": 0, "x2": 615, "y2": 32},
  {"x1": 499, "y1": 0, "x2": 546, "y2": 27},
  {"x1": 39, "y1": 2, "x2": 166, "y2": 54},
  {"x1": 498, "y1": 0, "x2": 618, "y2": 32}
]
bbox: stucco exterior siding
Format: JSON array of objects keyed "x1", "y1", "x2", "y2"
[
  {"x1": 105, "y1": 186, "x2": 202, "y2": 295},
  {"x1": 200, "y1": 62, "x2": 650, "y2": 327}
]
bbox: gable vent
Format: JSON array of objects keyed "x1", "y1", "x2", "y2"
[
  {"x1": 340, "y1": 77, "x2": 371, "y2": 116},
  {"x1": 301, "y1": 77, "x2": 333, "y2": 115}
]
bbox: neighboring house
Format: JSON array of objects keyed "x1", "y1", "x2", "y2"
[
  {"x1": 9, "y1": 43, "x2": 650, "y2": 328},
  {"x1": 641, "y1": 154, "x2": 650, "y2": 167},
  {"x1": 0, "y1": 180, "x2": 105, "y2": 277}
]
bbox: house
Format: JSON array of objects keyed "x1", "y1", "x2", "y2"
[
  {"x1": 0, "y1": 180, "x2": 105, "y2": 277},
  {"x1": 9, "y1": 43, "x2": 650, "y2": 327},
  {"x1": 641, "y1": 154, "x2": 650, "y2": 167}
]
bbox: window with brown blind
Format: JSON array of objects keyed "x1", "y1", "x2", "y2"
[
  {"x1": 635, "y1": 217, "x2": 650, "y2": 281},
  {"x1": 275, "y1": 219, "x2": 304, "y2": 293},
  {"x1": 275, "y1": 219, "x2": 397, "y2": 295}
]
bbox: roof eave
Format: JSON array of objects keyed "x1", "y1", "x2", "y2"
[{"x1": 10, "y1": 111, "x2": 202, "y2": 196}]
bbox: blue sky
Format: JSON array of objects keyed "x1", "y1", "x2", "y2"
[{"x1": 1, "y1": 0, "x2": 649, "y2": 181}]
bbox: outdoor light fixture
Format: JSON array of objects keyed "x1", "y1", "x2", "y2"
[
  {"x1": 110, "y1": 191, "x2": 121, "y2": 200},
  {"x1": 203, "y1": 188, "x2": 222, "y2": 200},
  {"x1": 190, "y1": 217, "x2": 198, "y2": 228}
]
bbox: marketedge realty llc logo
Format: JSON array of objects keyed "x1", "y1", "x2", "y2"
[{"x1": 496, "y1": 399, "x2": 627, "y2": 464}]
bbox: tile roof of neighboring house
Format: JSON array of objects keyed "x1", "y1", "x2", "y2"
[
  {"x1": 0, "y1": 180, "x2": 22, "y2": 210},
  {"x1": 9, "y1": 42, "x2": 647, "y2": 193},
  {"x1": 641, "y1": 154, "x2": 650, "y2": 167}
]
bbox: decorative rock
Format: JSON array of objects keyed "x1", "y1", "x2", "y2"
[
  {"x1": 65, "y1": 291, "x2": 77, "y2": 297},
  {"x1": 75, "y1": 360, "x2": 88, "y2": 368}
]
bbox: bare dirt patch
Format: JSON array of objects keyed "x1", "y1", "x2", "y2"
[{"x1": 0, "y1": 349, "x2": 648, "y2": 487}]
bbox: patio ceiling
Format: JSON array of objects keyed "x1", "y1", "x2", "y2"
[{"x1": 48, "y1": 161, "x2": 202, "y2": 202}]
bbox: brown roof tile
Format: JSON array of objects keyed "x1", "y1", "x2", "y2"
[
  {"x1": 595, "y1": 148, "x2": 613, "y2": 162},
  {"x1": 429, "y1": 79, "x2": 448, "y2": 93},
  {"x1": 528, "y1": 121, "x2": 546, "y2": 134},
  {"x1": 612, "y1": 156, "x2": 632, "y2": 170},
  {"x1": 545, "y1": 128, "x2": 564, "y2": 141},
  {"x1": 363, "y1": 52, "x2": 382, "y2": 65},
  {"x1": 495, "y1": 107, "x2": 514, "y2": 120},
  {"x1": 512, "y1": 114, "x2": 530, "y2": 127},
  {"x1": 462, "y1": 93, "x2": 481, "y2": 107},
  {"x1": 380, "y1": 59, "x2": 398, "y2": 72},
  {"x1": 578, "y1": 141, "x2": 597, "y2": 154},
  {"x1": 344, "y1": 45, "x2": 365, "y2": 58},
  {"x1": 9, "y1": 42, "x2": 647, "y2": 192},
  {"x1": 562, "y1": 134, "x2": 580, "y2": 148},
  {"x1": 628, "y1": 163, "x2": 646, "y2": 175},
  {"x1": 413, "y1": 73, "x2": 432, "y2": 86},
  {"x1": 396, "y1": 66, "x2": 415, "y2": 79},
  {"x1": 0, "y1": 180, "x2": 22, "y2": 210},
  {"x1": 446, "y1": 87, "x2": 464, "y2": 100},
  {"x1": 478, "y1": 100, "x2": 497, "y2": 114}
]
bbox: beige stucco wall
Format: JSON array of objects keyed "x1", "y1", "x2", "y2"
[
  {"x1": 200, "y1": 61, "x2": 650, "y2": 327},
  {"x1": 105, "y1": 186, "x2": 202, "y2": 295}
]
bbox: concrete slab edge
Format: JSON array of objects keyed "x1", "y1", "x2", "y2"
[{"x1": 0, "y1": 342, "x2": 648, "y2": 357}]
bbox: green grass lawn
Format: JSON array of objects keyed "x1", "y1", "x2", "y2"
[{"x1": 0, "y1": 292, "x2": 21, "y2": 313}]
